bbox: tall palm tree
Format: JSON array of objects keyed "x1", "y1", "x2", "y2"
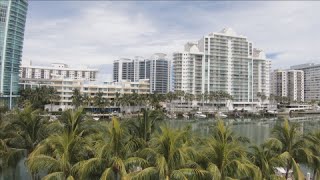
[
  {"x1": 71, "y1": 88, "x2": 83, "y2": 109},
  {"x1": 75, "y1": 117, "x2": 146, "y2": 179},
  {"x1": 272, "y1": 119, "x2": 308, "y2": 179},
  {"x1": 201, "y1": 120, "x2": 261, "y2": 180},
  {"x1": 47, "y1": 87, "x2": 60, "y2": 112},
  {"x1": 175, "y1": 90, "x2": 185, "y2": 112},
  {"x1": 112, "y1": 92, "x2": 121, "y2": 107},
  {"x1": 132, "y1": 125, "x2": 210, "y2": 180},
  {"x1": 82, "y1": 93, "x2": 91, "y2": 107},
  {"x1": 165, "y1": 92, "x2": 177, "y2": 112},
  {"x1": 184, "y1": 93, "x2": 194, "y2": 110},
  {"x1": 304, "y1": 131, "x2": 320, "y2": 180}
]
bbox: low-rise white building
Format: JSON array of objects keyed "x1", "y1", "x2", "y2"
[
  {"x1": 20, "y1": 77, "x2": 150, "y2": 111},
  {"x1": 20, "y1": 61, "x2": 98, "y2": 82}
]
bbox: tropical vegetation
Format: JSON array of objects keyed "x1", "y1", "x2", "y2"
[{"x1": 1, "y1": 103, "x2": 319, "y2": 180}]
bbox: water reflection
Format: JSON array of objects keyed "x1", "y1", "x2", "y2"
[{"x1": 167, "y1": 115, "x2": 320, "y2": 145}]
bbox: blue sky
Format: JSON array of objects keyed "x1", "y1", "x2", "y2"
[{"x1": 23, "y1": 1, "x2": 320, "y2": 70}]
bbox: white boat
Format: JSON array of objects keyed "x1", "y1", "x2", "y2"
[
  {"x1": 268, "y1": 110, "x2": 278, "y2": 115},
  {"x1": 216, "y1": 112, "x2": 227, "y2": 118},
  {"x1": 182, "y1": 113, "x2": 189, "y2": 119},
  {"x1": 93, "y1": 117, "x2": 100, "y2": 121},
  {"x1": 194, "y1": 112, "x2": 206, "y2": 119}
]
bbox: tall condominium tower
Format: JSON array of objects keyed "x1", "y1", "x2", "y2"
[
  {"x1": 173, "y1": 28, "x2": 271, "y2": 110},
  {"x1": 0, "y1": 0, "x2": 28, "y2": 108},
  {"x1": 113, "y1": 53, "x2": 171, "y2": 94},
  {"x1": 271, "y1": 69, "x2": 304, "y2": 102},
  {"x1": 291, "y1": 63, "x2": 320, "y2": 101}
]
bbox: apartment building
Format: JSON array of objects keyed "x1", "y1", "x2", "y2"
[
  {"x1": 271, "y1": 69, "x2": 304, "y2": 102},
  {"x1": 20, "y1": 78, "x2": 150, "y2": 111},
  {"x1": 20, "y1": 62, "x2": 98, "y2": 82},
  {"x1": 173, "y1": 28, "x2": 271, "y2": 110},
  {"x1": 113, "y1": 53, "x2": 170, "y2": 93},
  {"x1": 291, "y1": 63, "x2": 320, "y2": 101},
  {"x1": 0, "y1": 0, "x2": 28, "y2": 108}
]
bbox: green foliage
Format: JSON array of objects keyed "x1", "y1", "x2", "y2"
[
  {"x1": 19, "y1": 86, "x2": 59, "y2": 109},
  {"x1": 0, "y1": 107, "x2": 319, "y2": 180},
  {"x1": 71, "y1": 88, "x2": 82, "y2": 109}
]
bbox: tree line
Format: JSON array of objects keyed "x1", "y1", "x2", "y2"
[{"x1": 1, "y1": 105, "x2": 320, "y2": 179}]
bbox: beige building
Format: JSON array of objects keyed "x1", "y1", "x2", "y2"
[{"x1": 20, "y1": 78, "x2": 150, "y2": 111}]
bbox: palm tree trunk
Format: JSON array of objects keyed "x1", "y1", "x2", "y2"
[
  {"x1": 285, "y1": 160, "x2": 292, "y2": 179},
  {"x1": 312, "y1": 169, "x2": 316, "y2": 180}
]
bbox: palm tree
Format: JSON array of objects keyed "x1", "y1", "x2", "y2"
[
  {"x1": 132, "y1": 125, "x2": 210, "y2": 180},
  {"x1": 201, "y1": 120, "x2": 261, "y2": 179},
  {"x1": 257, "y1": 92, "x2": 267, "y2": 107},
  {"x1": 0, "y1": 139, "x2": 25, "y2": 180},
  {"x1": 27, "y1": 131, "x2": 88, "y2": 179},
  {"x1": 184, "y1": 93, "x2": 194, "y2": 110},
  {"x1": 249, "y1": 139, "x2": 289, "y2": 179},
  {"x1": 125, "y1": 109, "x2": 164, "y2": 142},
  {"x1": 75, "y1": 117, "x2": 146, "y2": 179},
  {"x1": 148, "y1": 93, "x2": 165, "y2": 110},
  {"x1": 165, "y1": 92, "x2": 177, "y2": 112},
  {"x1": 71, "y1": 88, "x2": 82, "y2": 109},
  {"x1": 5, "y1": 104, "x2": 49, "y2": 155},
  {"x1": 82, "y1": 93, "x2": 91, "y2": 107},
  {"x1": 272, "y1": 119, "x2": 309, "y2": 179},
  {"x1": 112, "y1": 92, "x2": 121, "y2": 107},
  {"x1": 304, "y1": 131, "x2": 320, "y2": 179},
  {"x1": 47, "y1": 87, "x2": 60, "y2": 112},
  {"x1": 175, "y1": 90, "x2": 185, "y2": 109},
  {"x1": 93, "y1": 91, "x2": 109, "y2": 114},
  {"x1": 26, "y1": 108, "x2": 93, "y2": 179}
]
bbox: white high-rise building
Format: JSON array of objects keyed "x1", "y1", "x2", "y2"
[
  {"x1": 113, "y1": 53, "x2": 171, "y2": 94},
  {"x1": 271, "y1": 69, "x2": 304, "y2": 102},
  {"x1": 291, "y1": 63, "x2": 320, "y2": 101},
  {"x1": 173, "y1": 28, "x2": 271, "y2": 110}
]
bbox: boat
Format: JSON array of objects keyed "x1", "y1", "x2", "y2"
[
  {"x1": 93, "y1": 117, "x2": 100, "y2": 121},
  {"x1": 216, "y1": 112, "x2": 227, "y2": 118},
  {"x1": 182, "y1": 113, "x2": 189, "y2": 119},
  {"x1": 267, "y1": 110, "x2": 278, "y2": 115},
  {"x1": 194, "y1": 112, "x2": 206, "y2": 119}
]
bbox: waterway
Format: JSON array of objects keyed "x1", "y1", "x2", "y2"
[{"x1": 2, "y1": 114, "x2": 320, "y2": 179}]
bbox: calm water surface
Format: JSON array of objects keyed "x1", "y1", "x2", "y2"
[{"x1": 2, "y1": 115, "x2": 320, "y2": 180}]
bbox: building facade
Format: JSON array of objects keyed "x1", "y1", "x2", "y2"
[
  {"x1": 291, "y1": 63, "x2": 320, "y2": 101},
  {"x1": 173, "y1": 28, "x2": 271, "y2": 110},
  {"x1": 20, "y1": 78, "x2": 150, "y2": 111},
  {"x1": 0, "y1": 0, "x2": 28, "y2": 108},
  {"x1": 271, "y1": 69, "x2": 304, "y2": 102},
  {"x1": 20, "y1": 62, "x2": 98, "y2": 82},
  {"x1": 113, "y1": 53, "x2": 170, "y2": 93}
]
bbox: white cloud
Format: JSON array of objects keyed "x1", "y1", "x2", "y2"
[{"x1": 23, "y1": 1, "x2": 320, "y2": 70}]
